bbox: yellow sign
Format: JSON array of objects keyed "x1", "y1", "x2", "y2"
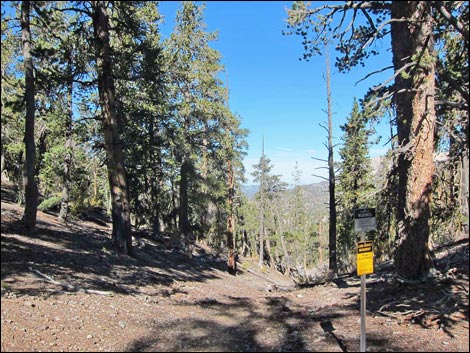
[{"x1": 357, "y1": 241, "x2": 374, "y2": 276}]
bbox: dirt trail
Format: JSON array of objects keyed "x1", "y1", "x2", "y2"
[{"x1": 1, "y1": 182, "x2": 469, "y2": 352}]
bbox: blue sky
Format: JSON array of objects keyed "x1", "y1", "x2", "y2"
[
  {"x1": 162, "y1": 1, "x2": 393, "y2": 185},
  {"x1": 2, "y1": 0, "x2": 394, "y2": 186}
]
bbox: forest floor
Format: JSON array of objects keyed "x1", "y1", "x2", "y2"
[{"x1": 1, "y1": 180, "x2": 469, "y2": 352}]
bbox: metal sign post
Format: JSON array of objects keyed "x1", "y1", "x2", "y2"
[
  {"x1": 359, "y1": 233, "x2": 367, "y2": 353},
  {"x1": 354, "y1": 208, "x2": 376, "y2": 353}
]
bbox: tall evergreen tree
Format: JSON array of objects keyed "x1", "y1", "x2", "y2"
[
  {"x1": 2, "y1": 1, "x2": 100, "y2": 220},
  {"x1": 252, "y1": 145, "x2": 286, "y2": 267},
  {"x1": 91, "y1": 0, "x2": 132, "y2": 254},
  {"x1": 390, "y1": 1, "x2": 436, "y2": 279},
  {"x1": 222, "y1": 110, "x2": 248, "y2": 274},
  {"x1": 255, "y1": 139, "x2": 266, "y2": 268},
  {"x1": 20, "y1": 0, "x2": 38, "y2": 234},
  {"x1": 286, "y1": 1, "x2": 467, "y2": 280},
  {"x1": 1, "y1": 4, "x2": 25, "y2": 192},
  {"x1": 31, "y1": 1, "x2": 92, "y2": 222},
  {"x1": 337, "y1": 98, "x2": 375, "y2": 270},
  {"x1": 433, "y1": 2, "x2": 469, "y2": 237},
  {"x1": 287, "y1": 162, "x2": 308, "y2": 274},
  {"x1": 165, "y1": 1, "x2": 238, "y2": 254},
  {"x1": 110, "y1": 1, "x2": 168, "y2": 235}
]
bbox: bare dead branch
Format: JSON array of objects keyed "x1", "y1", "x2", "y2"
[
  {"x1": 311, "y1": 157, "x2": 328, "y2": 163},
  {"x1": 312, "y1": 173, "x2": 329, "y2": 181},
  {"x1": 432, "y1": 1, "x2": 469, "y2": 42},
  {"x1": 356, "y1": 65, "x2": 394, "y2": 85},
  {"x1": 30, "y1": 267, "x2": 112, "y2": 295},
  {"x1": 372, "y1": 61, "x2": 417, "y2": 92}
]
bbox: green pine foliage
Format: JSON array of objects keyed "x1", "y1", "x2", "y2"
[
  {"x1": 1, "y1": 1, "x2": 467, "y2": 275},
  {"x1": 1, "y1": 1, "x2": 246, "y2": 246},
  {"x1": 337, "y1": 99, "x2": 375, "y2": 271}
]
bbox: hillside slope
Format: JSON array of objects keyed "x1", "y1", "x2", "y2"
[{"x1": 1, "y1": 181, "x2": 468, "y2": 352}]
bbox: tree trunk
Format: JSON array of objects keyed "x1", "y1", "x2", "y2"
[
  {"x1": 59, "y1": 70, "x2": 73, "y2": 222},
  {"x1": 325, "y1": 45, "x2": 337, "y2": 275},
  {"x1": 148, "y1": 118, "x2": 162, "y2": 236},
  {"x1": 265, "y1": 235, "x2": 274, "y2": 268},
  {"x1": 92, "y1": 1, "x2": 132, "y2": 255},
  {"x1": 258, "y1": 139, "x2": 266, "y2": 268},
  {"x1": 242, "y1": 229, "x2": 249, "y2": 257},
  {"x1": 391, "y1": 1, "x2": 436, "y2": 280},
  {"x1": 258, "y1": 205, "x2": 264, "y2": 267},
  {"x1": 460, "y1": 150, "x2": 469, "y2": 235},
  {"x1": 58, "y1": 112, "x2": 72, "y2": 222},
  {"x1": 179, "y1": 159, "x2": 192, "y2": 254},
  {"x1": 303, "y1": 231, "x2": 307, "y2": 272},
  {"x1": 318, "y1": 219, "x2": 323, "y2": 263},
  {"x1": 227, "y1": 159, "x2": 236, "y2": 274},
  {"x1": 1, "y1": 63, "x2": 5, "y2": 180},
  {"x1": 1, "y1": 142, "x2": 5, "y2": 180},
  {"x1": 280, "y1": 235, "x2": 291, "y2": 275},
  {"x1": 21, "y1": 0, "x2": 38, "y2": 235}
]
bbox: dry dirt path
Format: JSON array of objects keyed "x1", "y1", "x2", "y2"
[
  {"x1": 2, "y1": 262, "x2": 468, "y2": 352},
  {"x1": 1, "y1": 182, "x2": 469, "y2": 352}
]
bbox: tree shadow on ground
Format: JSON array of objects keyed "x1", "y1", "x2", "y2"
[
  {"x1": 1, "y1": 193, "x2": 228, "y2": 298},
  {"x1": 125, "y1": 293, "x2": 407, "y2": 352},
  {"x1": 356, "y1": 238, "x2": 469, "y2": 338}
]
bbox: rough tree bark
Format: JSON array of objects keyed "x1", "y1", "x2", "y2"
[
  {"x1": 392, "y1": 1, "x2": 436, "y2": 280},
  {"x1": 21, "y1": 0, "x2": 38, "y2": 235},
  {"x1": 460, "y1": 150, "x2": 469, "y2": 235},
  {"x1": 227, "y1": 159, "x2": 236, "y2": 275},
  {"x1": 92, "y1": 1, "x2": 132, "y2": 255},
  {"x1": 179, "y1": 158, "x2": 193, "y2": 256},
  {"x1": 59, "y1": 62, "x2": 73, "y2": 223}
]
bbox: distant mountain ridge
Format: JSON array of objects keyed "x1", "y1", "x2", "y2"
[
  {"x1": 240, "y1": 180, "x2": 329, "y2": 217},
  {"x1": 241, "y1": 181, "x2": 329, "y2": 201},
  {"x1": 241, "y1": 155, "x2": 386, "y2": 199},
  {"x1": 240, "y1": 184, "x2": 260, "y2": 199}
]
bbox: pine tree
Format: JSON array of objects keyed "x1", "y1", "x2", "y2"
[
  {"x1": 283, "y1": 162, "x2": 309, "y2": 276},
  {"x1": 111, "y1": 1, "x2": 168, "y2": 235},
  {"x1": 20, "y1": 0, "x2": 39, "y2": 234},
  {"x1": 91, "y1": 1, "x2": 132, "y2": 254},
  {"x1": 31, "y1": 1, "x2": 91, "y2": 222},
  {"x1": 337, "y1": 98, "x2": 375, "y2": 270},
  {"x1": 389, "y1": 2, "x2": 438, "y2": 279},
  {"x1": 1, "y1": 5, "x2": 25, "y2": 192},
  {"x1": 252, "y1": 144, "x2": 287, "y2": 267},
  {"x1": 164, "y1": 1, "x2": 242, "y2": 254},
  {"x1": 286, "y1": 1, "x2": 467, "y2": 280}
]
